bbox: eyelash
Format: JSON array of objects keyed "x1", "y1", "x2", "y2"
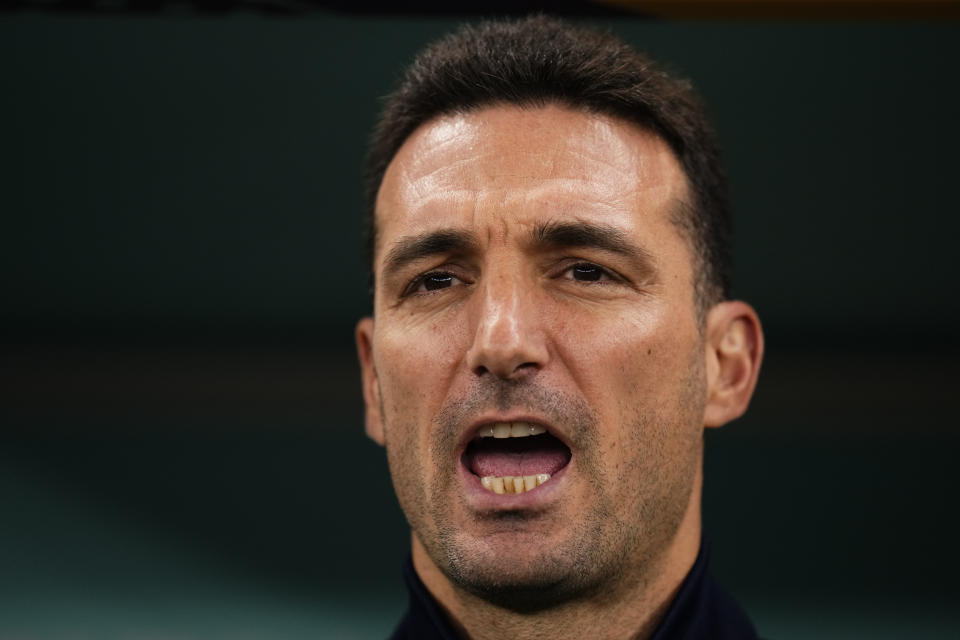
[
  {"x1": 561, "y1": 262, "x2": 619, "y2": 283},
  {"x1": 403, "y1": 270, "x2": 463, "y2": 297}
]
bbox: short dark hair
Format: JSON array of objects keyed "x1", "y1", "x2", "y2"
[{"x1": 364, "y1": 15, "x2": 732, "y2": 315}]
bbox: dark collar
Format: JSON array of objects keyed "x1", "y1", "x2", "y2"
[{"x1": 389, "y1": 540, "x2": 758, "y2": 640}]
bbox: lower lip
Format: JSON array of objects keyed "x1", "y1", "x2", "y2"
[{"x1": 458, "y1": 457, "x2": 569, "y2": 509}]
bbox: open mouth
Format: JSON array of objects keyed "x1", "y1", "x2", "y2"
[{"x1": 462, "y1": 422, "x2": 572, "y2": 495}]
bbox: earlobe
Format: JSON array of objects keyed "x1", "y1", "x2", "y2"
[
  {"x1": 356, "y1": 317, "x2": 385, "y2": 445},
  {"x1": 702, "y1": 301, "x2": 764, "y2": 428}
]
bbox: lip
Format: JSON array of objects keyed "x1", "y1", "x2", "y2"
[
  {"x1": 458, "y1": 457, "x2": 570, "y2": 510},
  {"x1": 456, "y1": 412, "x2": 573, "y2": 509},
  {"x1": 456, "y1": 413, "x2": 573, "y2": 456}
]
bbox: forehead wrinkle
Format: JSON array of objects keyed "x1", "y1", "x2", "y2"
[
  {"x1": 387, "y1": 183, "x2": 648, "y2": 255},
  {"x1": 390, "y1": 119, "x2": 674, "y2": 215},
  {"x1": 550, "y1": 140, "x2": 640, "y2": 178},
  {"x1": 503, "y1": 180, "x2": 642, "y2": 219},
  {"x1": 407, "y1": 114, "x2": 481, "y2": 158},
  {"x1": 376, "y1": 104, "x2": 692, "y2": 272},
  {"x1": 403, "y1": 137, "x2": 639, "y2": 193},
  {"x1": 528, "y1": 111, "x2": 653, "y2": 179},
  {"x1": 403, "y1": 157, "x2": 482, "y2": 198}
]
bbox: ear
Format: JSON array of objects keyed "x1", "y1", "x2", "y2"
[
  {"x1": 702, "y1": 301, "x2": 764, "y2": 428},
  {"x1": 355, "y1": 316, "x2": 385, "y2": 445}
]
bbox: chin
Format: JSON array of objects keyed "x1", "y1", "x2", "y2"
[{"x1": 433, "y1": 522, "x2": 617, "y2": 613}]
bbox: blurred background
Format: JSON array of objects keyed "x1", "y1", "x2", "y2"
[{"x1": 2, "y1": 1, "x2": 959, "y2": 638}]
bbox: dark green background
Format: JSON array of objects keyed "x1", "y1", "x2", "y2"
[{"x1": 2, "y1": 11, "x2": 958, "y2": 638}]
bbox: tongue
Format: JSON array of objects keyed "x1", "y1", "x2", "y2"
[{"x1": 465, "y1": 435, "x2": 570, "y2": 478}]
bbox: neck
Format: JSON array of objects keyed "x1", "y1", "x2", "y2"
[{"x1": 412, "y1": 471, "x2": 703, "y2": 640}]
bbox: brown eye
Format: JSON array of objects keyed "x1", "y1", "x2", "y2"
[
  {"x1": 423, "y1": 273, "x2": 454, "y2": 290},
  {"x1": 571, "y1": 264, "x2": 605, "y2": 282},
  {"x1": 404, "y1": 271, "x2": 464, "y2": 297}
]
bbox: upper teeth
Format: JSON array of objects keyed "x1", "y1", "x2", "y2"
[{"x1": 476, "y1": 422, "x2": 547, "y2": 439}]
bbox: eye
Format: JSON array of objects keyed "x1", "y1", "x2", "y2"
[
  {"x1": 423, "y1": 272, "x2": 454, "y2": 290},
  {"x1": 564, "y1": 262, "x2": 615, "y2": 283},
  {"x1": 405, "y1": 271, "x2": 463, "y2": 296}
]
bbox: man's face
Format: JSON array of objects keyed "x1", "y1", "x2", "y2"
[{"x1": 358, "y1": 104, "x2": 709, "y2": 607}]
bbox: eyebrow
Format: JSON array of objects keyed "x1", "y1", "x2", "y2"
[
  {"x1": 531, "y1": 220, "x2": 656, "y2": 271},
  {"x1": 382, "y1": 229, "x2": 479, "y2": 278},
  {"x1": 380, "y1": 220, "x2": 657, "y2": 283}
]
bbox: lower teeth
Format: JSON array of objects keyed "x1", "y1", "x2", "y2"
[{"x1": 480, "y1": 474, "x2": 550, "y2": 494}]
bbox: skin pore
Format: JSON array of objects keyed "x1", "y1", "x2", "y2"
[{"x1": 356, "y1": 104, "x2": 763, "y2": 640}]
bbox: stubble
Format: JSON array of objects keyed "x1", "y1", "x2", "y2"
[{"x1": 382, "y1": 355, "x2": 706, "y2": 613}]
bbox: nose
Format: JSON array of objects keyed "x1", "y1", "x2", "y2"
[{"x1": 465, "y1": 271, "x2": 549, "y2": 380}]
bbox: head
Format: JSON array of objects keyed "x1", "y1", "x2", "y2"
[
  {"x1": 365, "y1": 15, "x2": 734, "y2": 319},
  {"x1": 356, "y1": 16, "x2": 762, "y2": 612}
]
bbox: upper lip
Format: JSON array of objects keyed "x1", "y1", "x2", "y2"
[{"x1": 457, "y1": 413, "x2": 572, "y2": 456}]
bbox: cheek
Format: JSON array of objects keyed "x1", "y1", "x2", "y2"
[
  {"x1": 374, "y1": 323, "x2": 467, "y2": 429},
  {"x1": 556, "y1": 305, "x2": 675, "y2": 398},
  {"x1": 375, "y1": 324, "x2": 469, "y2": 529},
  {"x1": 555, "y1": 303, "x2": 702, "y2": 444},
  {"x1": 374, "y1": 338, "x2": 439, "y2": 520}
]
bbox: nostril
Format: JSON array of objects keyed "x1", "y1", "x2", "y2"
[{"x1": 474, "y1": 361, "x2": 539, "y2": 380}]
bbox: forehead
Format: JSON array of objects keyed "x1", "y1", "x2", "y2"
[{"x1": 374, "y1": 104, "x2": 689, "y2": 255}]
